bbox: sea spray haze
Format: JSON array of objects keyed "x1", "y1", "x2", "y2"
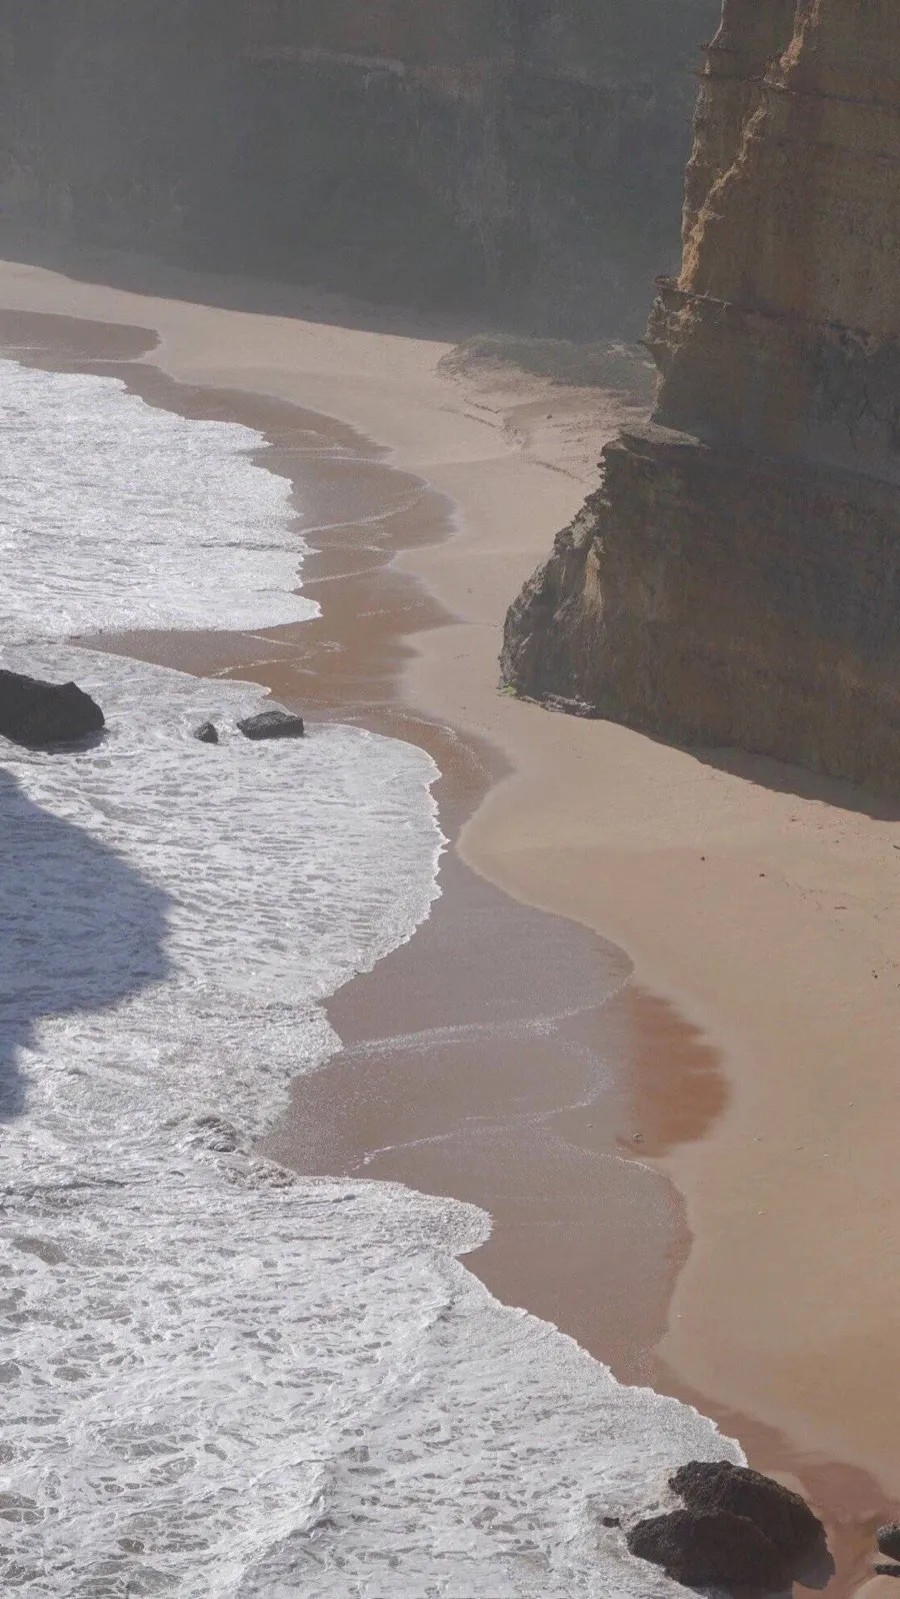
[
  {"x1": 0, "y1": 0, "x2": 721, "y2": 336},
  {"x1": 0, "y1": 357, "x2": 739, "y2": 1595}
]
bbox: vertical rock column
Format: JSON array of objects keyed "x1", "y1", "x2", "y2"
[{"x1": 502, "y1": 0, "x2": 900, "y2": 791}]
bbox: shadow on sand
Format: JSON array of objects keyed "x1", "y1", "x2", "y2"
[
  {"x1": 0, "y1": 225, "x2": 483, "y2": 346},
  {"x1": 0, "y1": 764, "x2": 171, "y2": 1123},
  {"x1": 688, "y1": 742, "x2": 900, "y2": 826}
]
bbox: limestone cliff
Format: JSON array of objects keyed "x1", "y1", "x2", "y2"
[
  {"x1": 0, "y1": 0, "x2": 719, "y2": 336},
  {"x1": 503, "y1": 0, "x2": 900, "y2": 790}
]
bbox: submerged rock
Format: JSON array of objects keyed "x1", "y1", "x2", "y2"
[
  {"x1": 627, "y1": 1460, "x2": 826, "y2": 1591},
  {"x1": 0, "y1": 669, "x2": 104, "y2": 748},
  {"x1": 237, "y1": 709, "x2": 305, "y2": 741},
  {"x1": 877, "y1": 1525, "x2": 900, "y2": 1561},
  {"x1": 193, "y1": 721, "x2": 219, "y2": 745},
  {"x1": 187, "y1": 1114, "x2": 245, "y2": 1155}
]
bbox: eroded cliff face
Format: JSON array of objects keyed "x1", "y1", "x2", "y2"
[
  {"x1": 0, "y1": 0, "x2": 719, "y2": 336},
  {"x1": 503, "y1": 0, "x2": 900, "y2": 790}
]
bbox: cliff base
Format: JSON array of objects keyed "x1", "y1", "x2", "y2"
[{"x1": 501, "y1": 425, "x2": 900, "y2": 793}]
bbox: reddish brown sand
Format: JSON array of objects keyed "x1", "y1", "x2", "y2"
[{"x1": 1, "y1": 303, "x2": 895, "y2": 1596}]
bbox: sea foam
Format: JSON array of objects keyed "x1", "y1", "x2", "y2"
[
  {"x1": 0, "y1": 358, "x2": 740, "y2": 1597},
  {"x1": 0, "y1": 358, "x2": 316, "y2": 638}
]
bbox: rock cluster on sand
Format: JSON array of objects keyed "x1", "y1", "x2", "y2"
[
  {"x1": 626, "y1": 1460, "x2": 825, "y2": 1591},
  {"x1": 0, "y1": 668, "x2": 104, "y2": 748},
  {"x1": 237, "y1": 710, "x2": 305, "y2": 741},
  {"x1": 503, "y1": 0, "x2": 900, "y2": 793}
]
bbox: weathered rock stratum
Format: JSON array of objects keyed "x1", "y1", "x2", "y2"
[{"x1": 503, "y1": 0, "x2": 900, "y2": 791}]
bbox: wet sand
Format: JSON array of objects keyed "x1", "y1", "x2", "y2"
[{"x1": 1, "y1": 279, "x2": 899, "y2": 1594}]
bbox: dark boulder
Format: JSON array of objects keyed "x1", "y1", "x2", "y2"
[
  {"x1": 194, "y1": 721, "x2": 219, "y2": 745},
  {"x1": 0, "y1": 669, "x2": 104, "y2": 748},
  {"x1": 237, "y1": 709, "x2": 305, "y2": 741},
  {"x1": 670, "y1": 1461, "x2": 823, "y2": 1562},
  {"x1": 627, "y1": 1507, "x2": 784, "y2": 1589},
  {"x1": 627, "y1": 1461, "x2": 826, "y2": 1592},
  {"x1": 877, "y1": 1525, "x2": 900, "y2": 1561}
]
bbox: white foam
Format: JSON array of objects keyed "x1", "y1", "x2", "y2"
[
  {"x1": 0, "y1": 364, "x2": 741, "y2": 1598},
  {"x1": 0, "y1": 358, "x2": 316, "y2": 637}
]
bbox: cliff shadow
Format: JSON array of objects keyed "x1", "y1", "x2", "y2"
[
  {"x1": 0, "y1": 225, "x2": 488, "y2": 344},
  {"x1": 0, "y1": 210, "x2": 658, "y2": 346},
  {"x1": 0, "y1": 223, "x2": 658, "y2": 349},
  {"x1": 0, "y1": 764, "x2": 171, "y2": 1123},
  {"x1": 686, "y1": 742, "x2": 900, "y2": 824}
]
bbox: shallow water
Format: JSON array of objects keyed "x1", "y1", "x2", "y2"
[{"x1": 0, "y1": 357, "x2": 739, "y2": 1596}]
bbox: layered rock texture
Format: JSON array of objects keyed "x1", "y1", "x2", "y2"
[
  {"x1": 503, "y1": 0, "x2": 900, "y2": 790},
  {"x1": 0, "y1": 0, "x2": 719, "y2": 335}
]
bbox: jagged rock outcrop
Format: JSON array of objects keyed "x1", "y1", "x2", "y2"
[
  {"x1": 0, "y1": 0, "x2": 719, "y2": 336},
  {"x1": 503, "y1": 0, "x2": 900, "y2": 791}
]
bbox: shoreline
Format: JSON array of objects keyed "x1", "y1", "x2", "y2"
[
  {"x1": 1, "y1": 309, "x2": 695, "y2": 1386},
  {"x1": 2, "y1": 259, "x2": 899, "y2": 1595}
]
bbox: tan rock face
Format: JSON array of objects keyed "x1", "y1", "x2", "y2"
[
  {"x1": 663, "y1": 0, "x2": 900, "y2": 471},
  {"x1": 503, "y1": 0, "x2": 900, "y2": 789}
]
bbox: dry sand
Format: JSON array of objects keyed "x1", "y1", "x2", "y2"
[{"x1": 2, "y1": 247, "x2": 900, "y2": 1593}]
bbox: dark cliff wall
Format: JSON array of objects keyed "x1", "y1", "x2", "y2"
[
  {"x1": 503, "y1": 0, "x2": 900, "y2": 793},
  {"x1": 0, "y1": 0, "x2": 720, "y2": 335}
]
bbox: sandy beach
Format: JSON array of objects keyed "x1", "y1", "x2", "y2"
[{"x1": 2, "y1": 246, "x2": 900, "y2": 1596}]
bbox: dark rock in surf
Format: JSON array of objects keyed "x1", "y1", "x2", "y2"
[
  {"x1": 670, "y1": 1461, "x2": 822, "y2": 1561},
  {"x1": 877, "y1": 1525, "x2": 900, "y2": 1561},
  {"x1": 627, "y1": 1507, "x2": 785, "y2": 1590},
  {"x1": 627, "y1": 1460, "x2": 826, "y2": 1591},
  {"x1": 237, "y1": 709, "x2": 305, "y2": 741},
  {"x1": 0, "y1": 669, "x2": 104, "y2": 748},
  {"x1": 194, "y1": 721, "x2": 219, "y2": 744}
]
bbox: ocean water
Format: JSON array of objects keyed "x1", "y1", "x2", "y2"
[
  {"x1": 0, "y1": 360, "x2": 317, "y2": 638},
  {"x1": 0, "y1": 356, "x2": 740, "y2": 1597}
]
